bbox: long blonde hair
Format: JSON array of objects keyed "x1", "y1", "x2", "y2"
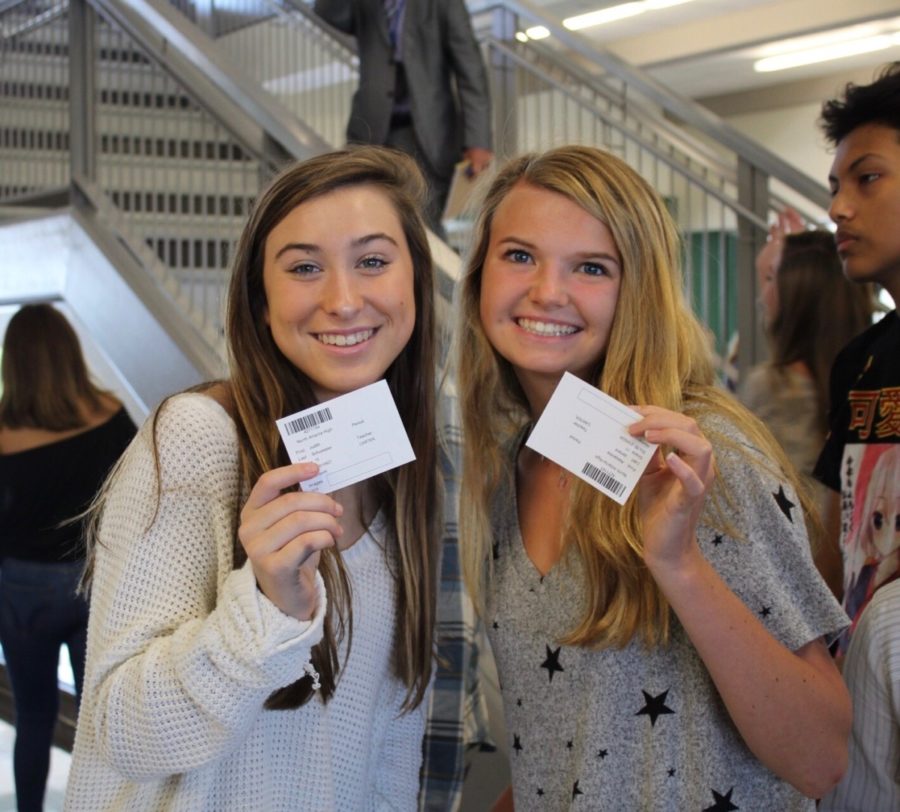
[{"x1": 458, "y1": 145, "x2": 816, "y2": 648}]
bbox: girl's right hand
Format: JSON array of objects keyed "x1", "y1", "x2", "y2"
[{"x1": 238, "y1": 462, "x2": 343, "y2": 621}]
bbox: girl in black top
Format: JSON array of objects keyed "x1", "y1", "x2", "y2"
[{"x1": 0, "y1": 304, "x2": 136, "y2": 812}]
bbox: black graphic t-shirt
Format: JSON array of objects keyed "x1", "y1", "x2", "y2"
[
  {"x1": 488, "y1": 414, "x2": 847, "y2": 811},
  {"x1": 814, "y1": 310, "x2": 900, "y2": 653}
]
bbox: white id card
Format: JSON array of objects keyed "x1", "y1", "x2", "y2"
[
  {"x1": 526, "y1": 371, "x2": 657, "y2": 505},
  {"x1": 276, "y1": 379, "x2": 415, "y2": 493}
]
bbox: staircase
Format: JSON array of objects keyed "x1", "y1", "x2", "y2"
[{"x1": 0, "y1": 0, "x2": 833, "y2": 406}]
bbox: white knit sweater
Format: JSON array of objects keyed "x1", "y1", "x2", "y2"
[{"x1": 64, "y1": 394, "x2": 427, "y2": 811}]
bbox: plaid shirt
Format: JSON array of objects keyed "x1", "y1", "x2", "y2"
[{"x1": 418, "y1": 378, "x2": 492, "y2": 811}]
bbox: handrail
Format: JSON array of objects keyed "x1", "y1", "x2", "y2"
[
  {"x1": 90, "y1": 0, "x2": 331, "y2": 163},
  {"x1": 277, "y1": 0, "x2": 358, "y2": 57},
  {"x1": 470, "y1": 0, "x2": 831, "y2": 211},
  {"x1": 485, "y1": 37, "x2": 768, "y2": 229},
  {"x1": 0, "y1": 0, "x2": 66, "y2": 40},
  {"x1": 516, "y1": 37, "x2": 738, "y2": 182},
  {"x1": 0, "y1": 0, "x2": 32, "y2": 14}
]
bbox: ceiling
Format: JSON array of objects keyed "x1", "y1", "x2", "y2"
[{"x1": 527, "y1": 0, "x2": 900, "y2": 108}]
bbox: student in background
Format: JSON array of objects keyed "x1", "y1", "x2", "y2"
[
  {"x1": 740, "y1": 226, "x2": 875, "y2": 595},
  {"x1": 813, "y1": 62, "x2": 900, "y2": 657},
  {"x1": 0, "y1": 304, "x2": 136, "y2": 812},
  {"x1": 64, "y1": 146, "x2": 439, "y2": 811},
  {"x1": 313, "y1": 0, "x2": 493, "y2": 235},
  {"x1": 457, "y1": 145, "x2": 850, "y2": 810}
]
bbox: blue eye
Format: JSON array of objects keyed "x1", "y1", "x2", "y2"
[
  {"x1": 288, "y1": 262, "x2": 321, "y2": 276},
  {"x1": 579, "y1": 262, "x2": 608, "y2": 277},
  {"x1": 359, "y1": 255, "x2": 388, "y2": 270},
  {"x1": 504, "y1": 249, "x2": 532, "y2": 264}
]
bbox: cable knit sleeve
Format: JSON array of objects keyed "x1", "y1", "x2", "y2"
[{"x1": 81, "y1": 394, "x2": 327, "y2": 780}]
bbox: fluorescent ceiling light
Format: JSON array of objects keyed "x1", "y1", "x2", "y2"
[
  {"x1": 754, "y1": 33, "x2": 900, "y2": 72},
  {"x1": 524, "y1": 25, "x2": 551, "y2": 39},
  {"x1": 519, "y1": 0, "x2": 696, "y2": 41},
  {"x1": 757, "y1": 23, "x2": 882, "y2": 56},
  {"x1": 564, "y1": 2, "x2": 645, "y2": 30}
]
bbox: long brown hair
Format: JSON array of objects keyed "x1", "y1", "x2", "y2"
[
  {"x1": 0, "y1": 303, "x2": 107, "y2": 430},
  {"x1": 458, "y1": 145, "x2": 818, "y2": 648},
  {"x1": 84, "y1": 147, "x2": 438, "y2": 711},
  {"x1": 767, "y1": 230, "x2": 875, "y2": 431},
  {"x1": 225, "y1": 146, "x2": 438, "y2": 709}
]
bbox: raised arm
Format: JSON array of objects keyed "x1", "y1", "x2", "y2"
[
  {"x1": 82, "y1": 396, "x2": 331, "y2": 780},
  {"x1": 629, "y1": 406, "x2": 851, "y2": 799}
]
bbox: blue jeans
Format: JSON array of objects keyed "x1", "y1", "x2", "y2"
[{"x1": 0, "y1": 558, "x2": 88, "y2": 812}]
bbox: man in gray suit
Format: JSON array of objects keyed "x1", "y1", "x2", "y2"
[{"x1": 314, "y1": 0, "x2": 493, "y2": 235}]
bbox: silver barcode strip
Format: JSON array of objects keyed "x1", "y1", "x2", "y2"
[
  {"x1": 581, "y1": 461, "x2": 626, "y2": 496},
  {"x1": 285, "y1": 407, "x2": 334, "y2": 435}
]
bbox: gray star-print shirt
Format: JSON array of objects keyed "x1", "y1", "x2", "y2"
[{"x1": 486, "y1": 413, "x2": 848, "y2": 811}]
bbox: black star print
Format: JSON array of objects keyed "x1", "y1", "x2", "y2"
[
  {"x1": 596, "y1": 749, "x2": 608, "y2": 759},
  {"x1": 492, "y1": 621, "x2": 499, "y2": 630},
  {"x1": 516, "y1": 697, "x2": 523, "y2": 707},
  {"x1": 572, "y1": 780, "x2": 583, "y2": 800},
  {"x1": 667, "y1": 768, "x2": 676, "y2": 777},
  {"x1": 759, "y1": 606, "x2": 771, "y2": 618},
  {"x1": 513, "y1": 734, "x2": 522, "y2": 754},
  {"x1": 773, "y1": 485, "x2": 795, "y2": 522},
  {"x1": 703, "y1": 787, "x2": 739, "y2": 811},
  {"x1": 540, "y1": 645, "x2": 564, "y2": 682},
  {"x1": 566, "y1": 740, "x2": 574, "y2": 750},
  {"x1": 536, "y1": 788, "x2": 544, "y2": 797},
  {"x1": 636, "y1": 689, "x2": 675, "y2": 726},
  {"x1": 711, "y1": 533, "x2": 724, "y2": 546}
]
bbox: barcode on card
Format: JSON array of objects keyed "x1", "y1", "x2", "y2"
[
  {"x1": 581, "y1": 461, "x2": 625, "y2": 497},
  {"x1": 284, "y1": 407, "x2": 334, "y2": 435}
]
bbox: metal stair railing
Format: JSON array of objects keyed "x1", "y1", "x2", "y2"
[
  {"x1": 473, "y1": 0, "x2": 834, "y2": 368},
  {"x1": 1, "y1": 0, "x2": 464, "y2": 375},
  {"x1": 2, "y1": 0, "x2": 838, "y2": 375},
  {"x1": 157, "y1": 0, "x2": 834, "y2": 369},
  {"x1": 1, "y1": 0, "x2": 332, "y2": 373}
]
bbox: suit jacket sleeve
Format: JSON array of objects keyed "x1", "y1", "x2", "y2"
[{"x1": 442, "y1": 0, "x2": 492, "y2": 150}]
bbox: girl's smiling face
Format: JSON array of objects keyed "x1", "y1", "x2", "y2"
[
  {"x1": 263, "y1": 184, "x2": 416, "y2": 403},
  {"x1": 479, "y1": 181, "x2": 622, "y2": 411}
]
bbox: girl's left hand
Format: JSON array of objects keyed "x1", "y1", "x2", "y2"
[{"x1": 627, "y1": 406, "x2": 715, "y2": 572}]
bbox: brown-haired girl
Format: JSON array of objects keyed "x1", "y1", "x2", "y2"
[
  {"x1": 0, "y1": 303, "x2": 136, "y2": 812},
  {"x1": 65, "y1": 146, "x2": 438, "y2": 810}
]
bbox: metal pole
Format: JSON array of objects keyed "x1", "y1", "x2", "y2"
[
  {"x1": 736, "y1": 155, "x2": 769, "y2": 376},
  {"x1": 69, "y1": 0, "x2": 96, "y2": 184}
]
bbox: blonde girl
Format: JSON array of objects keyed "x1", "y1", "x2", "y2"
[{"x1": 458, "y1": 146, "x2": 850, "y2": 810}]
